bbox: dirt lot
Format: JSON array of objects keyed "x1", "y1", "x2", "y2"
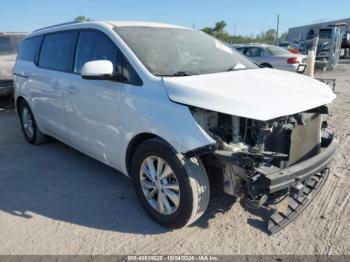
[{"x1": 0, "y1": 62, "x2": 349, "y2": 255}]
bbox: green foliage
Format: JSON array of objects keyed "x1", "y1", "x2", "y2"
[
  {"x1": 74, "y1": 16, "x2": 92, "y2": 22},
  {"x1": 279, "y1": 32, "x2": 289, "y2": 42},
  {"x1": 201, "y1": 20, "x2": 286, "y2": 45},
  {"x1": 202, "y1": 21, "x2": 232, "y2": 43}
]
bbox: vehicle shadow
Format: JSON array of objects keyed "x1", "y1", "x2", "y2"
[
  {"x1": 241, "y1": 201, "x2": 275, "y2": 234},
  {"x1": 0, "y1": 105, "x2": 256, "y2": 234},
  {"x1": 0, "y1": 95, "x2": 14, "y2": 112},
  {"x1": 0, "y1": 112, "x2": 168, "y2": 234},
  {"x1": 191, "y1": 167, "x2": 237, "y2": 228}
]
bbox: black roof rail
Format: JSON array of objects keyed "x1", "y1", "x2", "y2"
[{"x1": 33, "y1": 21, "x2": 83, "y2": 33}]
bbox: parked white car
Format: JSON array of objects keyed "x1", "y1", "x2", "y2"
[
  {"x1": 235, "y1": 44, "x2": 307, "y2": 72},
  {"x1": 14, "y1": 21, "x2": 337, "y2": 233},
  {"x1": 0, "y1": 32, "x2": 26, "y2": 96}
]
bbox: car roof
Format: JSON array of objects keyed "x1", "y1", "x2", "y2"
[
  {"x1": 108, "y1": 21, "x2": 191, "y2": 29},
  {"x1": 31, "y1": 20, "x2": 192, "y2": 35}
]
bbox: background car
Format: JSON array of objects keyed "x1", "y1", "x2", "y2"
[
  {"x1": 278, "y1": 41, "x2": 301, "y2": 54},
  {"x1": 235, "y1": 44, "x2": 307, "y2": 72},
  {"x1": 0, "y1": 32, "x2": 27, "y2": 96}
]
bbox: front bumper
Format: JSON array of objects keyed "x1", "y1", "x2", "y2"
[
  {"x1": 215, "y1": 131, "x2": 337, "y2": 195},
  {"x1": 265, "y1": 132, "x2": 337, "y2": 193},
  {"x1": 214, "y1": 131, "x2": 337, "y2": 234}
]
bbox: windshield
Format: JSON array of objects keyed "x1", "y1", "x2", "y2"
[
  {"x1": 267, "y1": 46, "x2": 291, "y2": 55},
  {"x1": 114, "y1": 26, "x2": 258, "y2": 76}
]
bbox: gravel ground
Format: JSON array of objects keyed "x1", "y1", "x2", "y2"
[{"x1": 0, "y1": 62, "x2": 349, "y2": 255}]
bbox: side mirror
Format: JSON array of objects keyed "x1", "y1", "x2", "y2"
[{"x1": 81, "y1": 60, "x2": 122, "y2": 81}]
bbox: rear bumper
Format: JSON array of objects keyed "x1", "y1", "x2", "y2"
[{"x1": 277, "y1": 63, "x2": 306, "y2": 72}]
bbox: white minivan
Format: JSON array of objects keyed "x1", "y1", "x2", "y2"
[{"x1": 14, "y1": 21, "x2": 337, "y2": 234}]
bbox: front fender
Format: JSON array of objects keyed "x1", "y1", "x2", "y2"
[{"x1": 117, "y1": 81, "x2": 215, "y2": 174}]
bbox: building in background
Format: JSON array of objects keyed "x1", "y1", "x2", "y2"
[{"x1": 288, "y1": 18, "x2": 350, "y2": 42}]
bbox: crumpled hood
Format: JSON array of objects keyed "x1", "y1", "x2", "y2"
[{"x1": 163, "y1": 68, "x2": 336, "y2": 121}]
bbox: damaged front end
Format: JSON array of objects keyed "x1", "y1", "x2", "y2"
[{"x1": 189, "y1": 106, "x2": 337, "y2": 234}]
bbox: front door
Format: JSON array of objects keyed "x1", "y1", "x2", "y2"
[{"x1": 64, "y1": 30, "x2": 123, "y2": 167}]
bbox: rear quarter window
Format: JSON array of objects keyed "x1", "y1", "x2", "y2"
[
  {"x1": 17, "y1": 36, "x2": 43, "y2": 62},
  {"x1": 38, "y1": 31, "x2": 76, "y2": 72}
]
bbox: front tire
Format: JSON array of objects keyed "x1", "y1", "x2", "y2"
[
  {"x1": 131, "y1": 138, "x2": 210, "y2": 228},
  {"x1": 18, "y1": 100, "x2": 47, "y2": 145}
]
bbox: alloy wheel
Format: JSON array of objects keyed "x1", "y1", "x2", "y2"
[
  {"x1": 21, "y1": 107, "x2": 34, "y2": 138},
  {"x1": 139, "y1": 156, "x2": 180, "y2": 215}
]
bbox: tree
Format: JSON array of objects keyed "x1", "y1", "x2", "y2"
[
  {"x1": 201, "y1": 21, "x2": 281, "y2": 45},
  {"x1": 201, "y1": 20, "x2": 233, "y2": 43},
  {"x1": 74, "y1": 16, "x2": 92, "y2": 22},
  {"x1": 279, "y1": 32, "x2": 289, "y2": 42}
]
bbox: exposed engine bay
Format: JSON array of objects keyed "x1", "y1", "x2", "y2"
[{"x1": 190, "y1": 106, "x2": 337, "y2": 234}]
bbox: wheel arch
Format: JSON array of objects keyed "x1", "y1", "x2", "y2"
[
  {"x1": 125, "y1": 133, "x2": 176, "y2": 176},
  {"x1": 16, "y1": 96, "x2": 26, "y2": 113}
]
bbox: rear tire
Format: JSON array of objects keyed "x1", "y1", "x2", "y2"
[
  {"x1": 131, "y1": 138, "x2": 210, "y2": 228},
  {"x1": 18, "y1": 100, "x2": 47, "y2": 145}
]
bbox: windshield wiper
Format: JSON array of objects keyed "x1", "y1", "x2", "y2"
[{"x1": 156, "y1": 71, "x2": 194, "y2": 77}]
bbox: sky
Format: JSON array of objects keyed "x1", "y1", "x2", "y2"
[{"x1": 1, "y1": 0, "x2": 350, "y2": 36}]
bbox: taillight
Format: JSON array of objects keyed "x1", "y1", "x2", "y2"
[{"x1": 287, "y1": 57, "x2": 299, "y2": 64}]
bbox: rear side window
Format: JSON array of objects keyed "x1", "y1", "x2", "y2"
[
  {"x1": 74, "y1": 30, "x2": 119, "y2": 74},
  {"x1": 39, "y1": 31, "x2": 76, "y2": 72},
  {"x1": 235, "y1": 47, "x2": 245, "y2": 53},
  {"x1": 17, "y1": 36, "x2": 43, "y2": 62},
  {"x1": 244, "y1": 47, "x2": 264, "y2": 57}
]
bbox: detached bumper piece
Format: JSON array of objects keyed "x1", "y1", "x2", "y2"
[
  {"x1": 266, "y1": 133, "x2": 336, "y2": 234},
  {"x1": 268, "y1": 167, "x2": 329, "y2": 235}
]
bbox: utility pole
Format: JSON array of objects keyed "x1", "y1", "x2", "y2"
[
  {"x1": 276, "y1": 14, "x2": 279, "y2": 46},
  {"x1": 233, "y1": 23, "x2": 237, "y2": 45}
]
